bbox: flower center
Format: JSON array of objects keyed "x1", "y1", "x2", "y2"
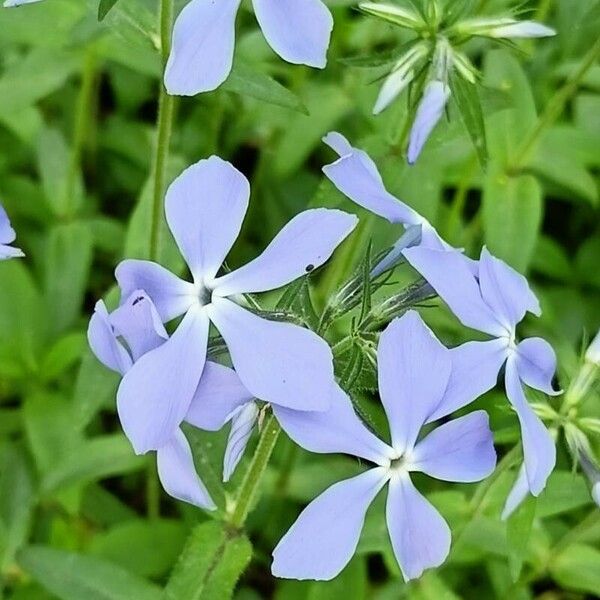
[{"x1": 196, "y1": 284, "x2": 213, "y2": 307}]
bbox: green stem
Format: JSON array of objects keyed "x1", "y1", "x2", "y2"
[
  {"x1": 229, "y1": 413, "x2": 281, "y2": 529},
  {"x1": 146, "y1": 0, "x2": 175, "y2": 519},
  {"x1": 508, "y1": 37, "x2": 600, "y2": 173}
]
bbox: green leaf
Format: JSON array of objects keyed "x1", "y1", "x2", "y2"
[
  {"x1": 223, "y1": 64, "x2": 308, "y2": 114},
  {"x1": 165, "y1": 521, "x2": 252, "y2": 600},
  {"x1": 550, "y1": 544, "x2": 600, "y2": 596},
  {"x1": 450, "y1": 74, "x2": 488, "y2": 167},
  {"x1": 506, "y1": 495, "x2": 536, "y2": 581},
  {"x1": 98, "y1": 0, "x2": 121, "y2": 21},
  {"x1": 90, "y1": 519, "x2": 186, "y2": 578},
  {"x1": 18, "y1": 546, "x2": 163, "y2": 600},
  {"x1": 39, "y1": 332, "x2": 86, "y2": 383},
  {"x1": 482, "y1": 170, "x2": 542, "y2": 272},
  {"x1": 308, "y1": 556, "x2": 367, "y2": 599}
]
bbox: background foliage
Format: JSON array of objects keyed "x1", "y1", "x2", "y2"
[{"x1": 0, "y1": 0, "x2": 599, "y2": 598}]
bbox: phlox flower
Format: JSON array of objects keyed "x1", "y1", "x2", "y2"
[
  {"x1": 271, "y1": 310, "x2": 497, "y2": 581},
  {"x1": 114, "y1": 156, "x2": 357, "y2": 455},
  {"x1": 165, "y1": 0, "x2": 333, "y2": 95},
  {"x1": 88, "y1": 290, "x2": 254, "y2": 509},
  {"x1": 0, "y1": 203, "x2": 24, "y2": 260},
  {"x1": 402, "y1": 246, "x2": 560, "y2": 514}
]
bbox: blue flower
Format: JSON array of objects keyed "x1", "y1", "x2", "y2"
[
  {"x1": 271, "y1": 311, "x2": 496, "y2": 581},
  {"x1": 403, "y1": 246, "x2": 560, "y2": 511},
  {"x1": 165, "y1": 0, "x2": 333, "y2": 96},
  {"x1": 113, "y1": 156, "x2": 357, "y2": 454},
  {"x1": 0, "y1": 203, "x2": 24, "y2": 260}
]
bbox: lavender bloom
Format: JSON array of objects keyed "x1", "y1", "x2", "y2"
[
  {"x1": 114, "y1": 156, "x2": 356, "y2": 454},
  {"x1": 0, "y1": 203, "x2": 24, "y2": 260},
  {"x1": 271, "y1": 311, "x2": 496, "y2": 581},
  {"x1": 87, "y1": 291, "x2": 248, "y2": 509},
  {"x1": 165, "y1": 0, "x2": 333, "y2": 95},
  {"x1": 403, "y1": 245, "x2": 559, "y2": 507},
  {"x1": 407, "y1": 80, "x2": 451, "y2": 164}
]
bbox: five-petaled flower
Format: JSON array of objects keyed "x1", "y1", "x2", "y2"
[
  {"x1": 271, "y1": 311, "x2": 497, "y2": 581},
  {"x1": 114, "y1": 156, "x2": 357, "y2": 455},
  {"x1": 88, "y1": 290, "x2": 254, "y2": 508},
  {"x1": 403, "y1": 246, "x2": 560, "y2": 515},
  {"x1": 165, "y1": 0, "x2": 333, "y2": 95},
  {"x1": 0, "y1": 203, "x2": 24, "y2": 260}
]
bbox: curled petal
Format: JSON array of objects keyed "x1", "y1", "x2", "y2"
[
  {"x1": 411, "y1": 411, "x2": 497, "y2": 482},
  {"x1": 501, "y1": 464, "x2": 529, "y2": 520},
  {"x1": 186, "y1": 361, "x2": 254, "y2": 431},
  {"x1": 273, "y1": 383, "x2": 393, "y2": 465},
  {"x1": 115, "y1": 260, "x2": 196, "y2": 323},
  {"x1": 165, "y1": 156, "x2": 250, "y2": 281},
  {"x1": 117, "y1": 306, "x2": 209, "y2": 454},
  {"x1": 253, "y1": 0, "x2": 332, "y2": 68},
  {"x1": 516, "y1": 337, "x2": 560, "y2": 396},
  {"x1": 378, "y1": 311, "x2": 451, "y2": 454},
  {"x1": 156, "y1": 429, "x2": 216, "y2": 510},
  {"x1": 272, "y1": 468, "x2": 388, "y2": 580},
  {"x1": 164, "y1": 0, "x2": 242, "y2": 95},
  {"x1": 213, "y1": 208, "x2": 357, "y2": 296},
  {"x1": 223, "y1": 401, "x2": 259, "y2": 482},
  {"x1": 386, "y1": 474, "x2": 451, "y2": 581},
  {"x1": 208, "y1": 298, "x2": 334, "y2": 411}
]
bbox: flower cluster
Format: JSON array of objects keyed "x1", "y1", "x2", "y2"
[{"x1": 86, "y1": 135, "x2": 560, "y2": 580}]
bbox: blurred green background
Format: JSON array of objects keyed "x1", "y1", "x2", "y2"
[{"x1": 0, "y1": 0, "x2": 599, "y2": 598}]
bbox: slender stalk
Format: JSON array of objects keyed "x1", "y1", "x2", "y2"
[
  {"x1": 229, "y1": 413, "x2": 281, "y2": 529},
  {"x1": 146, "y1": 0, "x2": 175, "y2": 519},
  {"x1": 508, "y1": 37, "x2": 600, "y2": 173}
]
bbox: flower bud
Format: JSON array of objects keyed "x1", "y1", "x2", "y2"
[
  {"x1": 585, "y1": 329, "x2": 600, "y2": 366},
  {"x1": 456, "y1": 17, "x2": 555, "y2": 39},
  {"x1": 358, "y1": 2, "x2": 425, "y2": 30}
]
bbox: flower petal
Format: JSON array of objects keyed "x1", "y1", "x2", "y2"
[
  {"x1": 427, "y1": 339, "x2": 508, "y2": 422},
  {"x1": 117, "y1": 306, "x2": 209, "y2": 454},
  {"x1": 207, "y1": 298, "x2": 334, "y2": 411},
  {"x1": 407, "y1": 81, "x2": 450, "y2": 164},
  {"x1": 402, "y1": 246, "x2": 504, "y2": 336},
  {"x1": 0, "y1": 245, "x2": 25, "y2": 259},
  {"x1": 273, "y1": 383, "x2": 393, "y2": 465},
  {"x1": 322, "y1": 132, "x2": 422, "y2": 225},
  {"x1": 109, "y1": 291, "x2": 168, "y2": 362},
  {"x1": 87, "y1": 301, "x2": 132, "y2": 375},
  {"x1": 3, "y1": 0, "x2": 43, "y2": 6},
  {"x1": 164, "y1": 0, "x2": 242, "y2": 95},
  {"x1": 516, "y1": 337, "x2": 560, "y2": 396},
  {"x1": 165, "y1": 156, "x2": 250, "y2": 281},
  {"x1": 223, "y1": 401, "x2": 259, "y2": 482},
  {"x1": 505, "y1": 356, "x2": 556, "y2": 495},
  {"x1": 115, "y1": 259, "x2": 196, "y2": 323},
  {"x1": 156, "y1": 428, "x2": 216, "y2": 509},
  {"x1": 185, "y1": 361, "x2": 254, "y2": 431},
  {"x1": 272, "y1": 468, "x2": 388, "y2": 580},
  {"x1": 501, "y1": 464, "x2": 529, "y2": 520},
  {"x1": 378, "y1": 311, "x2": 451, "y2": 454},
  {"x1": 0, "y1": 204, "x2": 16, "y2": 245},
  {"x1": 478, "y1": 247, "x2": 540, "y2": 330},
  {"x1": 253, "y1": 0, "x2": 332, "y2": 68},
  {"x1": 213, "y1": 208, "x2": 357, "y2": 296},
  {"x1": 386, "y1": 474, "x2": 451, "y2": 581},
  {"x1": 411, "y1": 411, "x2": 496, "y2": 482}
]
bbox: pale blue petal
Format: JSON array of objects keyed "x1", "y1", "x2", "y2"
[
  {"x1": 185, "y1": 361, "x2": 254, "y2": 431},
  {"x1": 165, "y1": 156, "x2": 250, "y2": 281},
  {"x1": 505, "y1": 356, "x2": 556, "y2": 495},
  {"x1": 386, "y1": 474, "x2": 451, "y2": 581},
  {"x1": 428, "y1": 339, "x2": 508, "y2": 421},
  {"x1": 272, "y1": 468, "x2": 388, "y2": 580},
  {"x1": 207, "y1": 298, "x2": 333, "y2": 411},
  {"x1": 3, "y1": 0, "x2": 43, "y2": 6},
  {"x1": 273, "y1": 383, "x2": 393, "y2": 465},
  {"x1": 115, "y1": 260, "x2": 196, "y2": 323},
  {"x1": 253, "y1": 0, "x2": 332, "y2": 68},
  {"x1": 156, "y1": 428, "x2": 216, "y2": 510},
  {"x1": 378, "y1": 311, "x2": 451, "y2": 454},
  {"x1": 516, "y1": 337, "x2": 560, "y2": 396},
  {"x1": 164, "y1": 0, "x2": 242, "y2": 95},
  {"x1": 411, "y1": 411, "x2": 496, "y2": 482},
  {"x1": 0, "y1": 204, "x2": 16, "y2": 244},
  {"x1": 403, "y1": 247, "x2": 505, "y2": 336},
  {"x1": 501, "y1": 464, "x2": 529, "y2": 520},
  {"x1": 223, "y1": 401, "x2": 259, "y2": 482},
  {"x1": 87, "y1": 300, "x2": 132, "y2": 376},
  {"x1": 117, "y1": 306, "x2": 209, "y2": 454}
]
